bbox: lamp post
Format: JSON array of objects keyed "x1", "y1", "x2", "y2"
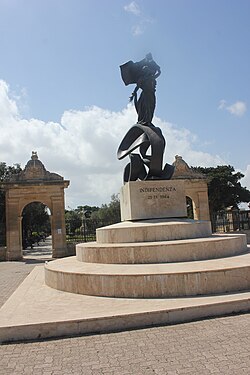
[{"x1": 81, "y1": 209, "x2": 87, "y2": 242}]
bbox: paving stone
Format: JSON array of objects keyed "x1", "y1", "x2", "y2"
[{"x1": 0, "y1": 259, "x2": 249, "y2": 375}]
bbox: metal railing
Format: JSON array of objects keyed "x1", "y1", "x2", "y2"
[
  {"x1": 66, "y1": 218, "x2": 119, "y2": 244},
  {"x1": 1, "y1": 211, "x2": 249, "y2": 248},
  {"x1": 66, "y1": 211, "x2": 250, "y2": 245},
  {"x1": 211, "y1": 210, "x2": 250, "y2": 233}
]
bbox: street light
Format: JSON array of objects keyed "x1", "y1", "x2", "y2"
[{"x1": 81, "y1": 209, "x2": 88, "y2": 242}]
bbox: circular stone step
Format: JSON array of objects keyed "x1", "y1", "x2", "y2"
[
  {"x1": 76, "y1": 234, "x2": 247, "y2": 264},
  {"x1": 96, "y1": 219, "x2": 212, "y2": 243},
  {"x1": 45, "y1": 251, "x2": 250, "y2": 298}
]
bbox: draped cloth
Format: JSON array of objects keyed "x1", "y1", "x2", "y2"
[
  {"x1": 120, "y1": 61, "x2": 141, "y2": 86},
  {"x1": 117, "y1": 123, "x2": 174, "y2": 183}
]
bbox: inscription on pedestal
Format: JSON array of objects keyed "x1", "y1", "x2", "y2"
[
  {"x1": 120, "y1": 180, "x2": 187, "y2": 221},
  {"x1": 140, "y1": 186, "x2": 176, "y2": 202}
]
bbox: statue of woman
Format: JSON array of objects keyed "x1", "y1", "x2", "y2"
[
  {"x1": 129, "y1": 53, "x2": 161, "y2": 125},
  {"x1": 119, "y1": 54, "x2": 174, "y2": 183}
]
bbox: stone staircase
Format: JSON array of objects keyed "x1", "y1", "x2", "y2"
[
  {"x1": 1, "y1": 217, "x2": 250, "y2": 343},
  {"x1": 45, "y1": 219, "x2": 250, "y2": 299}
]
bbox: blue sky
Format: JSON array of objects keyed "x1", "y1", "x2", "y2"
[{"x1": 0, "y1": 0, "x2": 250, "y2": 206}]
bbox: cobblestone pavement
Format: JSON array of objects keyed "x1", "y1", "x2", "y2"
[
  {"x1": 0, "y1": 238, "x2": 52, "y2": 308},
  {"x1": 0, "y1": 257, "x2": 249, "y2": 375},
  {"x1": 0, "y1": 261, "x2": 36, "y2": 308}
]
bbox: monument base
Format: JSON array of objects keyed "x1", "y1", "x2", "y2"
[
  {"x1": 120, "y1": 180, "x2": 187, "y2": 221},
  {"x1": 1, "y1": 266, "x2": 250, "y2": 343}
]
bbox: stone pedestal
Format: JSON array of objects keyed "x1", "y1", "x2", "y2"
[
  {"x1": 45, "y1": 216, "x2": 249, "y2": 298},
  {"x1": 45, "y1": 225, "x2": 249, "y2": 298},
  {"x1": 44, "y1": 164, "x2": 249, "y2": 303},
  {"x1": 120, "y1": 180, "x2": 187, "y2": 221}
]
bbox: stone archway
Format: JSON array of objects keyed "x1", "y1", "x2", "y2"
[
  {"x1": 186, "y1": 196, "x2": 194, "y2": 219},
  {"x1": 2, "y1": 152, "x2": 70, "y2": 260},
  {"x1": 184, "y1": 179, "x2": 210, "y2": 220},
  {"x1": 172, "y1": 155, "x2": 210, "y2": 221},
  {"x1": 21, "y1": 201, "x2": 52, "y2": 253}
]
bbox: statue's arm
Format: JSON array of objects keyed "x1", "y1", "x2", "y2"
[
  {"x1": 129, "y1": 85, "x2": 139, "y2": 102},
  {"x1": 154, "y1": 65, "x2": 161, "y2": 79}
]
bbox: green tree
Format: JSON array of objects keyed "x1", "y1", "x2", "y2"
[
  {"x1": 91, "y1": 194, "x2": 121, "y2": 223},
  {"x1": 0, "y1": 162, "x2": 22, "y2": 181},
  {"x1": 65, "y1": 209, "x2": 82, "y2": 234},
  {"x1": 75, "y1": 205, "x2": 99, "y2": 218},
  {"x1": 0, "y1": 163, "x2": 22, "y2": 245},
  {"x1": 22, "y1": 202, "x2": 51, "y2": 247},
  {"x1": 65, "y1": 205, "x2": 100, "y2": 235},
  {"x1": 193, "y1": 165, "x2": 250, "y2": 214}
]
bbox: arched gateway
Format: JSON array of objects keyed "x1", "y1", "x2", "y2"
[{"x1": 2, "y1": 152, "x2": 70, "y2": 260}]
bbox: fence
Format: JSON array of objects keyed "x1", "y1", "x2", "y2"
[
  {"x1": 211, "y1": 210, "x2": 250, "y2": 233},
  {"x1": 1, "y1": 210, "x2": 250, "y2": 247},
  {"x1": 66, "y1": 218, "x2": 119, "y2": 244},
  {"x1": 66, "y1": 211, "x2": 250, "y2": 245}
]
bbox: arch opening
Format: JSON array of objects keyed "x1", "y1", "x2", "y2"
[
  {"x1": 186, "y1": 196, "x2": 194, "y2": 219},
  {"x1": 21, "y1": 201, "x2": 52, "y2": 260}
]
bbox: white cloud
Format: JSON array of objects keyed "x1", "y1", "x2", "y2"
[
  {"x1": 0, "y1": 80, "x2": 19, "y2": 120},
  {"x1": 218, "y1": 99, "x2": 226, "y2": 110},
  {"x1": 124, "y1": 1, "x2": 153, "y2": 37},
  {"x1": 226, "y1": 101, "x2": 247, "y2": 117},
  {"x1": 218, "y1": 99, "x2": 247, "y2": 117},
  {"x1": 241, "y1": 165, "x2": 250, "y2": 190},
  {"x1": 132, "y1": 24, "x2": 144, "y2": 36},
  {"x1": 240, "y1": 165, "x2": 250, "y2": 209},
  {"x1": 0, "y1": 80, "x2": 231, "y2": 208},
  {"x1": 124, "y1": 1, "x2": 140, "y2": 16}
]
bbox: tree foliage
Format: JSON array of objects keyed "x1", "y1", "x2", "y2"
[
  {"x1": 65, "y1": 195, "x2": 121, "y2": 233},
  {"x1": 75, "y1": 205, "x2": 99, "y2": 218},
  {"x1": 65, "y1": 205, "x2": 100, "y2": 234},
  {"x1": 91, "y1": 194, "x2": 121, "y2": 223},
  {"x1": 0, "y1": 162, "x2": 22, "y2": 182},
  {"x1": 0, "y1": 163, "x2": 22, "y2": 226},
  {"x1": 22, "y1": 202, "x2": 51, "y2": 248},
  {"x1": 22, "y1": 202, "x2": 51, "y2": 240},
  {"x1": 193, "y1": 165, "x2": 250, "y2": 213},
  {"x1": 65, "y1": 209, "x2": 82, "y2": 234}
]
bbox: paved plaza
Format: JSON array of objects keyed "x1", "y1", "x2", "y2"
[{"x1": 0, "y1": 242, "x2": 249, "y2": 375}]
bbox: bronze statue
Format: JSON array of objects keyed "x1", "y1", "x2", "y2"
[
  {"x1": 118, "y1": 53, "x2": 174, "y2": 183},
  {"x1": 120, "y1": 53, "x2": 161, "y2": 125}
]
